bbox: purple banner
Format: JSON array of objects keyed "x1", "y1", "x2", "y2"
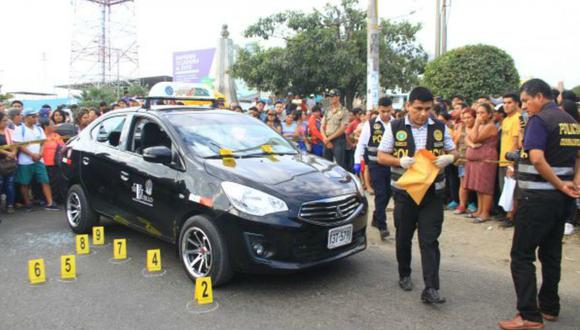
[{"x1": 172, "y1": 48, "x2": 216, "y2": 83}]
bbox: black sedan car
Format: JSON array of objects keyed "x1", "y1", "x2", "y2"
[{"x1": 61, "y1": 104, "x2": 367, "y2": 285}]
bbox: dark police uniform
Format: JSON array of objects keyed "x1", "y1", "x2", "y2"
[
  {"x1": 511, "y1": 102, "x2": 580, "y2": 323},
  {"x1": 378, "y1": 116, "x2": 455, "y2": 291},
  {"x1": 366, "y1": 117, "x2": 391, "y2": 232}
]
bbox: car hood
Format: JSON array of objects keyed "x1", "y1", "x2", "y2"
[{"x1": 204, "y1": 154, "x2": 356, "y2": 201}]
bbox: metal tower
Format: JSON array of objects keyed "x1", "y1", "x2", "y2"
[{"x1": 69, "y1": 0, "x2": 139, "y2": 86}]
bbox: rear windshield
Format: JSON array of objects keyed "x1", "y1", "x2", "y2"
[{"x1": 167, "y1": 113, "x2": 297, "y2": 158}]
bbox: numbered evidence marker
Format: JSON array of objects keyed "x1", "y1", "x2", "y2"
[
  {"x1": 92, "y1": 226, "x2": 105, "y2": 245},
  {"x1": 28, "y1": 258, "x2": 46, "y2": 284},
  {"x1": 76, "y1": 234, "x2": 90, "y2": 255},
  {"x1": 113, "y1": 239, "x2": 127, "y2": 260},
  {"x1": 60, "y1": 255, "x2": 76, "y2": 280},
  {"x1": 195, "y1": 277, "x2": 213, "y2": 305},
  {"x1": 146, "y1": 249, "x2": 162, "y2": 272}
]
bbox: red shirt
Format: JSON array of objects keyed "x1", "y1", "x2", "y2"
[
  {"x1": 42, "y1": 132, "x2": 65, "y2": 166},
  {"x1": 308, "y1": 115, "x2": 324, "y2": 144}
]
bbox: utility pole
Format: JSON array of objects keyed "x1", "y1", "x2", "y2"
[
  {"x1": 441, "y1": 0, "x2": 448, "y2": 54},
  {"x1": 366, "y1": 0, "x2": 379, "y2": 111},
  {"x1": 435, "y1": 0, "x2": 441, "y2": 58}
]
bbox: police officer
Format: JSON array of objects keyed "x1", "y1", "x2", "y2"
[
  {"x1": 354, "y1": 97, "x2": 394, "y2": 240},
  {"x1": 377, "y1": 87, "x2": 456, "y2": 304},
  {"x1": 321, "y1": 89, "x2": 348, "y2": 169},
  {"x1": 499, "y1": 79, "x2": 580, "y2": 330}
]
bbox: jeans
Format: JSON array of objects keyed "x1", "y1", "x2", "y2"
[
  {"x1": 311, "y1": 143, "x2": 324, "y2": 157},
  {"x1": 0, "y1": 174, "x2": 16, "y2": 207}
]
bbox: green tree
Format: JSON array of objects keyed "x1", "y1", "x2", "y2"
[
  {"x1": 572, "y1": 85, "x2": 580, "y2": 97},
  {"x1": 232, "y1": 0, "x2": 427, "y2": 108},
  {"x1": 126, "y1": 83, "x2": 149, "y2": 98},
  {"x1": 423, "y1": 44, "x2": 520, "y2": 102},
  {"x1": 76, "y1": 86, "x2": 116, "y2": 108}
]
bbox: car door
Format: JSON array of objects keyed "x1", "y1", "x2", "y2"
[
  {"x1": 81, "y1": 114, "x2": 129, "y2": 218},
  {"x1": 116, "y1": 115, "x2": 182, "y2": 240}
]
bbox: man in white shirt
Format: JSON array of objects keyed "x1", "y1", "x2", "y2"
[
  {"x1": 353, "y1": 97, "x2": 394, "y2": 240},
  {"x1": 13, "y1": 108, "x2": 59, "y2": 211}
]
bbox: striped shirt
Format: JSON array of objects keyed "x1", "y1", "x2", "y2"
[{"x1": 378, "y1": 116, "x2": 455, "y2": 153}]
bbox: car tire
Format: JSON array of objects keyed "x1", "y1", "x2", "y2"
[
  {"x1": 66, "y1": 184, "x2": 100, "y2": 234},
  {"x1": 178, "y1": 215, "x2": 233, "y2": 286}
]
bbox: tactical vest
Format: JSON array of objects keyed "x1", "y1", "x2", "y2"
[
  {"x1": 517, "y1": 103, "x2": 580, "y2": 198},
  {"x1": 390, "y1": 118, "x2": 447, "y2": 195},
  {"x1": 366, "y1": 117, "x2": 386, "y2": 165}
]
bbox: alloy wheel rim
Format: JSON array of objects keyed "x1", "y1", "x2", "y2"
[
  {"x1": 67, "y1": 192, "x2": 82, "y2": 227},
  {"x1": 181, "y1": 227, "x2": 213, "y2": 277}
]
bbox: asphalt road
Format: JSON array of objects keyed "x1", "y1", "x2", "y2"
[{"x1": 1, "y1": 209, "x2": 579, "y2": 330}]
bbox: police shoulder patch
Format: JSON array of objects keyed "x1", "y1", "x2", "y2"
[
  {"x1": 434, "y1": 129, "x2": 443, "y2": 141},
  {"x1": 396, "y1": 130, "x2": 407, "y2": 141}
]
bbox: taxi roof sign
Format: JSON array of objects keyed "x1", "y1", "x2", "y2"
[{"x1": 145, "y1": 82, "x2": 218, "y2": 109}]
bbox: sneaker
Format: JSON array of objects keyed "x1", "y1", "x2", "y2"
[
  {"x1": 446, "y1": 201, "x2": 458, "y2": 210},
  {"x1": 453, "y1": 206, "x2": 466, "y2": 214},
  {"x1": 500, "y1": 220, "x2": 514, "y2": 228},
  {"x1": 564, "y1": 223, "x2": 575, "y2": 236},
  {"x1": 25, "y1": 204, "x2": 34, "y2": 212},
  {"x1": 467, "y1": 203, "x2": 477, "y2": 213},
  {"x1": 45, "y1": 204, "x2": 60, "y2": 211}
]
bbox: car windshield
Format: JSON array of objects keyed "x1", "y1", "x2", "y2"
[{"x1": 167, "y1": 112, "x2": 298, "y2": 158}]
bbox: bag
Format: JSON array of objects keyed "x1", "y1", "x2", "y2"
[
  {"x1": 499, "y1": 176, "x2": 516, "y2": 212},
  {"x1": 0, "y1": 157, "x2": 17, "y2": 176}
]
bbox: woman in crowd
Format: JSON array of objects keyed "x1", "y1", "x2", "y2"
[
  {"x1": 0, "y1": 112, "x2": 17, "y2": 214},
  {"x1": 353, "y1": 111, "x2": 374, "y2": 194},
  {"x1": 88, "y1": 108, "x2": 101, "y2": 124},
  {"x1": 295, "y1": 111, "x2": 309, "y2": 152},
  {"x1": 464, "y1": 103, "x2": 498, "y2": 222},
  {"x1": 265, "y1": 109, "x2": 282, "y2": 133},
  {"x1": 76, "y1": 109, "x2": 90, "y2": 132},
  {"x1": 453, "y1": 108, "x2": 477, "y2": 214},
  {"x1": 281, "y1": 112, "x2": 298, "y2": 140},
  {"x1": 50, "y1": 109, "x2": 67, "y2": 126},
  {"x1": 40, "y1": 121, "x2": 66, "y2": 205}
]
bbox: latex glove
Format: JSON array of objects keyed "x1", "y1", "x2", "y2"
[
  {"x1": 434, "y1": 154, "x2": 455, "y2": 168},
  {"x1": 353, "y1": 163, "x2": 361, "y2": 174},
  {"x1": 399, "y1": 156, "x2": 416, "y2": 169}
]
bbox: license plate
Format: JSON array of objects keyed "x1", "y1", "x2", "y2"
[{"x1": 327, "y1": 224, "x2": 353, "y2": 249}]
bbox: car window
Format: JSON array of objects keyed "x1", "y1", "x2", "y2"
[
  {"x1": 167, "y1": 112, "x2": 297, "y2": 158},
  {"x1": 91, "y1": 116, "x2": 126, "y2": 148},
  {"x1": 128, "y1": 117, "x2": 172, "y2": 155}
]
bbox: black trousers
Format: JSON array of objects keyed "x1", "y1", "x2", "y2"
[
  {"x1": 445, "y1": 164, "x2": 459, "y2": 203},
  {"x1": 510, "y1": 194, "x2": 569, "y2": 323},
  {"x1": 393, "y1": 191, "x2": 444, "y2": 289},
  {"x1": 369, "y1": 164, "x2": 391, "y2": 230}
]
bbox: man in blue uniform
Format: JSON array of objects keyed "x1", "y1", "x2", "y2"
[
  {"x1": 354, "y1": 97, "x2": 394, "y2": 240},
  {"x1": 377, "y1": 87, "x2": 457, "y2": 304},
  {"x1": 499, "y1": 79, "x2": 580, "y2": 330}
]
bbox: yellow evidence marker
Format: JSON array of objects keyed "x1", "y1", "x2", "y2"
[
  {"x1": 195, "y1": 277, "x2": 213, "y2": 305},
  {"x1": 113, "y1": 239, "x2": 127, "y2": 260},
  {"x1": 76, "y1": 234, "x2": 90, "y2": 255},
  {"x1": 92, "y1": 226, "x2": 105, "y2": 245},
  {"x1": 28, "y1": 258, "x2": 46, "y2": 284},
  {"x1": 61, "y1": 255, "x2": 76, "y2": 280},
  {"x1": 146, "y1": 249, "x2": 162, "y2": 272}
]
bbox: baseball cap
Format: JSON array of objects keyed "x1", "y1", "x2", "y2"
[
  {"x1": 22, "y1": 108, "x2": 39, "y2": 117},
  {"x1": 39, "y1": 106, "x2": 51, "y2": 119}
]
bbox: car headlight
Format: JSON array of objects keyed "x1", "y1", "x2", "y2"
[
  {"x1": 348, "y1": 173, "x2": 365, "y2": 196},
  {"x1": 221, "y1": 181, "x2": 288, "y2": 216}
]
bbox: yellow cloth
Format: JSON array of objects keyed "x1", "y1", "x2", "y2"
[
  {"x1": 499, "y1": 112, "x2": 521, "y2": 166},
  {"x1": 395, "y1": 150, "x2": 439, "y2": 205}
]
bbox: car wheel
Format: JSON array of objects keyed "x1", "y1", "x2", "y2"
[
  {"x1": 66, "y1": 184, "x2": 99, "y2": 234},
  {"x1": 179, "y1": 215, "x2": 233, "y2": 286}
]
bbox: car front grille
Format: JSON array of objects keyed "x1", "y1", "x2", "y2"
[{"x1": 298, "y1": 194, "x2": 362, "y2": 226}]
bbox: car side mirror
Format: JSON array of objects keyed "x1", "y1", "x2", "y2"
[{"x1": 143, "y1": 146, "x2": 172, "y2": 164}]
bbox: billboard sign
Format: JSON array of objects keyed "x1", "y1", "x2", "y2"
[{"x1": 173, "y1": 48, "x2": 216, "y2": 83}]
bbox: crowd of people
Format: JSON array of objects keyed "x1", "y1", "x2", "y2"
[
  {"x1": 0, "y1": 97, "x2": 135, "y2": 222},
  {"x1": 237, "y1": 88, "x2": 580, "y2": 237}
]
